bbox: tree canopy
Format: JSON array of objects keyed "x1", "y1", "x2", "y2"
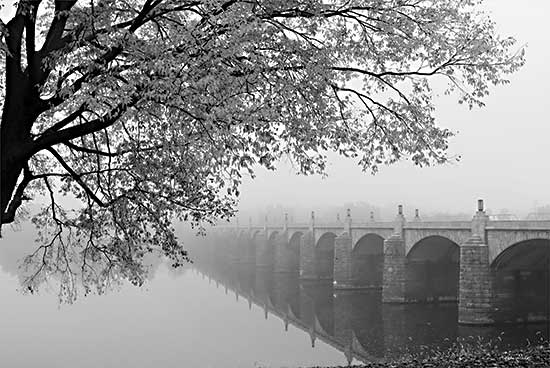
[{"x1": 0, "y1": 0, "x2": 524, "y2": 301}]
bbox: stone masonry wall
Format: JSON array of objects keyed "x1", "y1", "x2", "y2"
[
  {"x1": 458, "y1": 237, "x2": 493, "y2": 324},
  {"x1": 255, "y1": 231, "x2": 270, "y2": 267},
  {"x1": 300, "y1": 231, "x2": 317, "y2": 279},
  {"x1": 274, "y1": 231, "x2": 293, "y2": 273},
  {"x1": 382, "y1": 235, "x2": 406, "y2": 303},
  {"x1": 334, "y1": 232, "x2": 353, "y2": 288}
]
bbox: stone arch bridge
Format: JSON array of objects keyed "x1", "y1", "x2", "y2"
[{"x1": 194, "y1": 200, "x2": 550, "y2": 325}]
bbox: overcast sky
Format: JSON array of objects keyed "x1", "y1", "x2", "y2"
[
  {"x1": 238, "y1": 0, "x2": 550, "y2": 218},
  {"x1": 1, "y1": 1, "x2": 548, "y2": 219}
]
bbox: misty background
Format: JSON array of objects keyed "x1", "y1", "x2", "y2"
[
  {"x1": 0, "y1": 0, "x2": 549, "y2": 238},
  {"x1": 0, "y1": 2, "x2": 548, "y2": 367},
  {"x1": 235, "y1": 0, "x2": 550, "y2": 224}
]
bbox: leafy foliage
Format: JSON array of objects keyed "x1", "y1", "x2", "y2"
[{"x1": 0, "y1": 0, "x2": 524, "y2": 301}]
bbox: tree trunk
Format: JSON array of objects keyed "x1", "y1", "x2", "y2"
[
  {"x1": 1, "y1": 74, "x2": 38, "y2": 224},
  {"x1": 1, "y1": 118, "x2": 27, "y2": 223}
]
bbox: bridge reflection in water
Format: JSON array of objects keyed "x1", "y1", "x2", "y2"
[
  {"x1": 196, "y1": 262, "x2": 549, "y2": 365},
  {"x1": 195, "y1": 200, "x2": 550, "y2": 325}
]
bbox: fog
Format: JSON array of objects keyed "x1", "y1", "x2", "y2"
[
  {"x1": 237, "y1": 0, "x2": 550, "y2": 220},
  {"x1": 0, "y1": 2, "x2": 549, "y2": 367},
  {"x1": 1, "y1": 0, "x2": 548, "y2": 221}
]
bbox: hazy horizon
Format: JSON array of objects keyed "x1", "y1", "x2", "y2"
[
  {"x1": 236, "y1": 0, "x2": 550, "y2": 218},
  {"x1": 1, "y1": 1, "x2": 548, "y2": 224}
]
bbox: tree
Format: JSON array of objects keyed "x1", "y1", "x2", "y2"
[{"x1": 0, "y1": 0, "x2": 524, "y2": 300}]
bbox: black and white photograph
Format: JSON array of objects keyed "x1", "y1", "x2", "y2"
[{"x1": 0, "y1": 0, "x2": 549, "y2": 367}]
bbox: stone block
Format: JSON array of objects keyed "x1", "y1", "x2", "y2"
[
  {"x1": 274, "y1": 231, "x2": 293, "y2": 273},
  {"x1": 334, "y1": 232, "x2": 354, "y2": 288},
  {"x1": 458, "y1": 237, "x2": 494, "y2": 325},
  {"x1": 299, "y1": 231, "x2": 317, "y2": 279},
  {"x1": 382, "y1": 235, "x2": 406, "y2": 303}
]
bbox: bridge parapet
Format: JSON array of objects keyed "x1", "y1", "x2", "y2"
[
  {"x1": 403, "y1": 221, "x2": 470, "y2": 230},
  {"x1": 221, "y1": 217, "x2": 550, "y2": 234},
  {"x1": 488, "y1": 220, "x2": 550, "y2": 230},
  {"x1": 350, "y1": 222, "x2": 394, "y2": 229},
  {"x1": 288, "y1": 223, "x2": 310, "y2": 229},
  {"x1": 210, "y1": 199, "x2": 550, "y2": 326}
]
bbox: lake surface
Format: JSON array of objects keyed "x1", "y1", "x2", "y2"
[{"x1": 0, "y1": 252, "x2": 548, "y2": 368}]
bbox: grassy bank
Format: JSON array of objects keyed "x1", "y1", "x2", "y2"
[{"x1": 316, "y1": 342, "x2": 550, "y2": 368}]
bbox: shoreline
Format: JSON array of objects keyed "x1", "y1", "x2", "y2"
[{"x1": 313, "y1": 342, "x2": 550, "y2": 368}]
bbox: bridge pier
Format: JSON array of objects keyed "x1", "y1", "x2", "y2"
[
  {"x1": 274, "y1": 215, "x2": 294, "y2": 273},
  {"x1": 458, "y1": 204, "x2": 493, "y2": 324},
  {"x1": 458, "y1": 236, "x2": 493, "y2": 324},
  {"x1": 299, "y1": 230, "x2": 317, "y2": 279},
  {"x1": 255, "y1": 230, "x2": 271, "y2": 268},
  {"x1": 382, "y1": 207, "x2": 406, "y2": 302},
  {"x1": 382, "y1": 235, "x2": 406, "y2": 303},
  {"x1": 243, "y1": 235, "x2": 256, "y2": 265},
  {"x1": 334, "y1": 232, "x2": 355, "y2": 288},
  {"x1": 274, "y1": 231, "x2": 293, "y2": 273},
  {"x1": 215, "y1": 198, "x2": 550, "y2": 325},
  {"x1": 226, "y1": 234, "x2": 240, "y2": 264},
  {"x1": 334, "y1": 210, "x2": 356, "y2": 289},
  {"x1": 333, "y1": 291, "x2": 354, "y2": 365}
]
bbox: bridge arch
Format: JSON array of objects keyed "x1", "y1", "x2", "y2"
[
  {"x1": 265, "y1": 230, "x2": 279, "y2": 268},
  {"x1": 405, "y1": 235, "x2": 459, "y2": 302},
  {"x1": 247, "y1": 230, "x2": 263, "y2": 264},
  {"x1": 487, "y1": 231, "x2": 550, "y2": 264},
  {"x1": 268, "y1": 230, "x2": 279, "y2": 243},
  {"x1": 490, "y1": 238, "x2": 550, "y2": 322},
  {"x1": 287, "y1": 231, "x2": 303, "y2": 273},
  {"x1": 351, "y1": 233, "x2": 385, "y2": 288},
  {"x1": 316, "y1": 232, "x2": 337, "y2": 280},
  {"x1": 310, "y1": 284, "x2": 334, "y2": 336},
  {"x1": 288, "y1": 231, "x2": 303, "y2": 246},
  {"x1": 251, "y1": 229, "x2": 262, "y2": 240},
  {"x1": 235, "y1": 230, "x2": 250, "y2": 261},
  {"x1": 268, "y1": 230, "x2": 279, "y2": 242}
]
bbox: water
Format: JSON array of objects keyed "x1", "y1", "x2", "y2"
[
  {"x1": 0, "y1": 238, "x2": 547, "y2": 367},
  {"x1": 0, "y1": 265, "x2": 547, "y2": 368},
  {"x1": 0, "y1": 263, "x2": 356, "y2": 367},
  {"x1": 198, "y1": 262, "x2": 549, "y2": 365}
]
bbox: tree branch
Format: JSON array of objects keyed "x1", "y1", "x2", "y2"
[
  {"x1": 40, "y1": 0, "x2": 78, "y2": 56},
  {"x1": 1, "y1": 164, "x2": 32, "y2": 223},
  {"x1": 33, "y1": 94, "x2": 141, "y2": 154},
  {"x1": 46, "y1": 146, "x2": 107, "y2": 207},
  {"x1": 63, "y1": 141, "x2": 164, "y2": 157},
  {"x1": 24, "y1": 1, "x2": 41, "y2": 86}
]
